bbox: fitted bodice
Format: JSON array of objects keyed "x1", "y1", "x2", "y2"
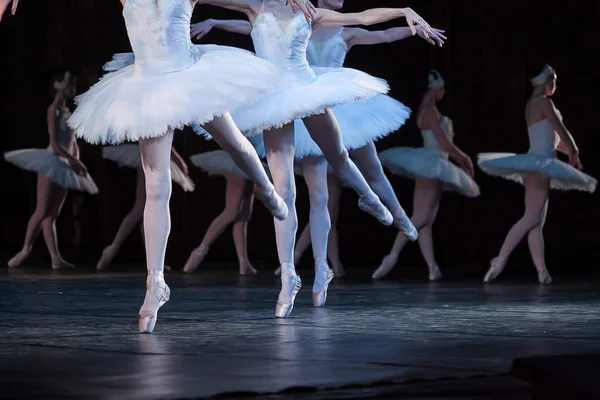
[
  {"x1": 123, "y1": 0, "x2": 199, "y2": 75},
  {"x1": 527, "y1": 119, "x2": 560, "y2": 156},
  {"x1": 251, "y1": 9, "x2": 316, "y2": 85},
  {"x1": 50, "y1": 109, "x2": 75, "y2": 154},
  {"x1": 421, "y1": 116, "x2": 454, "y2": 155},
  {"x1": 306, "y1": 27, "x2": 347, "y2": 67}
]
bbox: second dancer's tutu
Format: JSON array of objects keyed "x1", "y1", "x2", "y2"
[
  {"x1": 103, "y1": 144, "x2": 195, "y2": 192},
  {"x1": 379, "y1": 117, "x2": 480, "y2": 197}
]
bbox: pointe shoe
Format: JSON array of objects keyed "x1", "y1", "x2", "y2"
[
  {"x1": 255, "y1": 185, "x2": 288, "y2": 221},
  {"x1": 537, "y1": 268, "x2": 553, "y2": 284},
  {"x1": 275, "y1": 265, "x2": 302, "y2": 318},
  {"x1": 51, "y1": 258, "x2": 75, "y2": 270},
  {"x1": 312, "y1": 263, "x2": 334, "y2": 307},
  {"x1": 372, "y1": 254, "x2": 397, "y2": 280},
  {"x1": 7, "y1": 248, "x2": 31, "y2": 268},
  {"x1": 239, "y1": 261, "x2": 257, "y2": 276},
  {"x1": 96, "y1": 245, "x2": 117, "y2": 270},
  {"x1": 391, "y1": 208, "x2": 418, "y2": 242},
  {"x1": 483, "y1": 257, "x2": 505, "y2": 283},
  {"x1": 139, "y1": 277, "x2": 170, "y2": 333},
  {"x1": 428, "y1": 265, "x2": 443, "y2": 281},
  {"x1": 358, "y1": 192, "x2": 393, "y2": 226},
  {"x1": 183, "y1": 247, "x2": 208, "y2": 273}
]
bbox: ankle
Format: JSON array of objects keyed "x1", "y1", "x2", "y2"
[
  {"x1": 314, "y1": 257, "x2": 328, "y2": 269},
  {"x1": 147, "y1": 269, "x2": 164, "y2": 282}
]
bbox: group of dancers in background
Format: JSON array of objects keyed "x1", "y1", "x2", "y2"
[{"x1": 1, "y1": 0, "x2": 596, "y2": 333}]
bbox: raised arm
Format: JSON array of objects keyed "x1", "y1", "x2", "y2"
[
  {"x1": 541, "y1": 98, "x2": 582, "y2": 168},
  {"x1": 344, "y1": 25, "x2": 446, "y2": 49},
  {"x1": 421, "y1": 108, "x2": 474, "y2": 176},
  {"x1": 191, "y1": 18, "x2": 252, "y2": 41},
  {"x1": 313, "y1": 7, "x2": 433, "y2": 38},
  {"x1": 0, "y1": 0, "x2": 18, "y2": 22}
]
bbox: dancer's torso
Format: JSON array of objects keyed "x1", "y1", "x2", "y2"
[
  {"x1": 525, "y1": 97, "x2": 560, "y2": 156},
  {"x1": 50, "y1": 109, "x2": 75, "y2": 155},
  {"x1": 251, "y1": 3, "x2": 316, "y2": 85},
  {"x1": 124, "y1": 0, "x2": 198, "y2": 75},
  {"x1": 306, "y1": 27, "x2": 347, "y2": 68},
  {"x1": 421, "y1": 116, "x2": 454, "y2": 156}
]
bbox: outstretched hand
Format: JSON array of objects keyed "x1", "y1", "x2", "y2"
[
  {"x1": 417, "y1": 25, "x2": 446, "y2": 47},
  {"x1": 0, "y1": 0, "x2": 18, "y2": 23},
  {"x1": 403, "y1": 8, "x2": 433, "y2": 39},
  {"x1": 190, "y1": 20, "x2": 213, "y2": 41},
  {"x1": 287, "y1": 0, "x2": 317, "y2": 23}
]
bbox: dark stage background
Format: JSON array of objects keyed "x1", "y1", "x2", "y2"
[{"x1": 0, "y1": 1, "x2": 598, "y2": 273}]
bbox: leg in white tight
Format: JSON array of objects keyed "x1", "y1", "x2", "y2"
[
  {"x1": 302, "y1": 110, "x2": 393, "y2": 226},
  {"x1": 232, "y1": 180, "x2": 257, "y2": 275},
  {"x1": 138, "y1": 131, "x2": 173, "y2": 333},
  {"x1": 484, "y1": 173, "x2": 551, "y2": 283},
  {"x1": 263, "y1": 124, "x2": 302, "y2": 317},
  {"x1": 350, "y1": 142, "x2": 416, "y2": 239},
  {"x1": 372, "y1": 178, "x2": 442, "y2": 280},
  {"x1": 183, "y1": 176, "x2": 250, "y2": 274},
  {"x1": 202, "y1": 114, "x2": 287, "y2": 220},
  {"x1": 8, "y1": 176, "x2": 69, "y2": 269},
  {"x1": 302, "y1": 155, "x2": 334, "y2": 306},
  {"x1": 41, "y1": 184, "x2": 72, "y2": 269},
  {"x1": 325, "y1": 174, "x2": 344, "y2": 276},
  {"x1": 97, "y1": 167, "x2": 146, "y2": 270}
]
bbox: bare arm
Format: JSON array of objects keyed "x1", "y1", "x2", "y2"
[
  {"x1": 344, "y1": 25, "x2": 446, "y2": 49},
  {"x1": 542, "y1": 99, "x2": 578, "y2": 154},
  {"x1": 191, "y1": 19, "x2": 252, "y2": 41},
  {"x1": 314, "y1": 7, "x2": 433, "y2": 38},
  {"x1": 422, "y1": 109, "x2": 474, "y2": 176},
  {"x1": 170, "y1": 147, "x2": 189, "y2": 175},
  {"x1": 0, "y1": 0, "x2": 19, "y2": 22}
]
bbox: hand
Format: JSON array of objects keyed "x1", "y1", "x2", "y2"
[
  {"x1": 569, "y1": 149, "x2": 583, "y2": 170},
  {"x1": 0, "y1": 0, "x2": 18, "y2": 23},
  {"x1": 179, "y1": 160, "x2": 189, "y2": 176},
  {"x1": 416, "y1": 25, "x2": 446, "y2": 47},
  {"x1": 459, "y1": 154, "x2": 475, "y2": 177},
  {"x1": 403, "y1": 8, "x2": 433, "y2": 39},
  {"x1": 69, "y1": 158, "x2": 88, "y2": 176},
  {"x1": 190, "y1": 19, "x2": 214, "y2": 41},
  {"x1": 286, "y1": 0, "x2": 317, "y2": 23}
]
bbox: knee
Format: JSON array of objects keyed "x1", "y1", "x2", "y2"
[
  {"x1": 220, "y1": 208, "x2": 239, "y2": 224},
  {"x1": 362, "y1": 163, "x2": 385, "y2": 183},
  {"x1": 411, "y1": 215, "x2": 431, "y2": 231},
  {"x1": 328, "y1": 147, "x2": 349, "y2": 170},
  {"x1": 144, "y1": 170, "x2": 171, "y2": 203},
  {"x1": 276, "y1": 181, "x2": 296, "y2": 205}
]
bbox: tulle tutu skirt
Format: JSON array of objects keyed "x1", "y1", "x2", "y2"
[
  {"x1": 68, "y1": 45, "x2": 280, "y2": 145},
  {"x1": 102, "y1": 144, "x2": 195, "y2": 192},
  {"x1": 379, "y1": 147, "x2": 480, "y2": 197},
  {"x1": 252, "y1": 94, "x2": 411, "y2": 159},
  {"x1": 4, "y1": 148, "x2": 99, "y2": 194},
  {"x1": 190, "y1": 150, "x2": 250, "y2": 180},
  {"x1": 195, "y1": 66, "x2": 390, "y2": 138},
  {"x1": 477, "y1": 152, "x2": 597, "y2": 192}
]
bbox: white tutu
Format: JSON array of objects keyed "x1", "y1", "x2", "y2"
[
  {"x1": 251, "y1": 94, "x2": 410, "y2": 159},
  {"x1": 477, "y1": 153, "x2": 597, "y2": 192},
  {"x1": 190, "y1": 150, "x2": 250, "y2": 180},
  {"x1": 4, "y1": 149, "x2": 99, "y2": 194},
  {"x1": 69, "y1": 45, "x2": 280, "y2": 145},
  {"x1": 102, "y1": 144, "x2": 195, "y2": 192},
  {"x1": 379, "y1": 147, "x2": 480, "y2": 197}
]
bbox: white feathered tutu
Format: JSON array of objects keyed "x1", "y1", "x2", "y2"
[
  {"x1": 190, "y1": 150, "x2": 250, "y2": 180},
  {"x1": 251, "y1": 94, "x2": 411, "y2": 159},
  {"x1": 379, "y1": 147, "x2": 480, "y2": 197},
  {"x1": 194, "y1": 12, "x2": 390, "y2": 138},
  {"x1": 102, "y1": 144, "x2": 195, "y2": 192},
  {"x1": 4, "y1": 148, "x2": 99, "y2": 194},
  {"x1": 477, "y1": 153, "x2": 597, "y2": 192},
  {"x1": 477, "y1": 120, "x2": 597, "y2": 192}
]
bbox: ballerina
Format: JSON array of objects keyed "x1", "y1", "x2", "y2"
[
  {"x1": 4, "y1": 71, "x2": 99, "y2": 270},
  {"x1": 183, "y1": 142, "x2": 266, "y2": 276},
  {"x1": 97, "y1": 144, "x2": 195, "y2": 271},
  {"x1": 192, "y1": 0, "x2": 433, "y2": 317},
  {"x1": 192, "y1": 3, "x2": 446, "y2": 279},
  {"x1": 0, "y1": 0, "x2": 311, "y2": 333},
  {"x1": 477, "y1": 65, "x2": 596, "y2": 284},
  {"x1": 372, "y1": 70, "x2": 479, "y2": 281}
]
